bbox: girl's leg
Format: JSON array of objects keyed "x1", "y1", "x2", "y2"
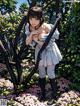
[
  {"x1": 47, "y1": 65, "x2": 55, "y2": 79},
  {"x1": 38, "y1": 66, "x2": 46, "y2": 101},
  {"x1": 38, "y1": 65, "x2": 46, "y2": 78},
  {"x1": 47, "y1": 65, "x2": 57, "y2": 100}
]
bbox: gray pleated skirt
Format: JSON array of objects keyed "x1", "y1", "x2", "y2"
[{"x1": 35, "y1": 42, "x2": 62, "y2": 67}]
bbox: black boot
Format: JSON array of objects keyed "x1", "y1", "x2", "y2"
[
  {"x1": 39, "y1": 78, "x2": 46, "y2": 101},
  {"x1": 49, "y1": 78, "x2": 57, "y2": 100},
  {"x1": 47, "y1": 78, "x2": 57, "y2": 105}
]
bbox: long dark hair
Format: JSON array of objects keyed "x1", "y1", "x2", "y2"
[{"x1": 27, "y1": 5, "x2": 44, "y2": 27}]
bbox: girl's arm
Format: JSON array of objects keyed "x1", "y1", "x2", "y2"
[{"x1": 26, "y1": 30, "x2": 39, "y2": 45}]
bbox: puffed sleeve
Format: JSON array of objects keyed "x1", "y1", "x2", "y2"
[
  {"x1": 50, "y1": 24, "x2": 60, "y2": 40},
  {"x1": 46, "y1": 24, "x2": 60, "y2": 47},
  {"x1": 25, "y1": 23, "x2": 30, "y2": 36},
  {"x1": 25, "y1": 23, "x2": 36, "y2": 47},
  {"x1": 52, "y1": 28, "x2": 60, "y2": 40}
]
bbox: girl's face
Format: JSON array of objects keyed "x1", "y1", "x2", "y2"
[{"x1": 29, "y1": 17, "x2": 40, "y2": 29}]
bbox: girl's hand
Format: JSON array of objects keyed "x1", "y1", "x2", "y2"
[
  {"x1": 26, "y1": 30, "x2": 39, "y2": 45},
  {"x1": 32, "y1": 34, "x2": 39, "y2": 42},
  {"x1": 32, "y1": 34, "x2": 44, "y2": 46},
  {"x1": 31, "y1": 30, "x2": 39, "y2": 36}
]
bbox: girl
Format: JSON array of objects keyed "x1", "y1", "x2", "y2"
[{"x1": 25, "y1": 5, "x2": 62, "y2": 102}]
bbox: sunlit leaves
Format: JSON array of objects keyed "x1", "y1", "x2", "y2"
[{"x1": 58, "y1": 2, "x2": 80, "y2": 89}]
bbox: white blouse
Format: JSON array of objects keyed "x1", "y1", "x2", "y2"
[{"x1": 25, "y1": 23, "x2": 62, "y2": 66}]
